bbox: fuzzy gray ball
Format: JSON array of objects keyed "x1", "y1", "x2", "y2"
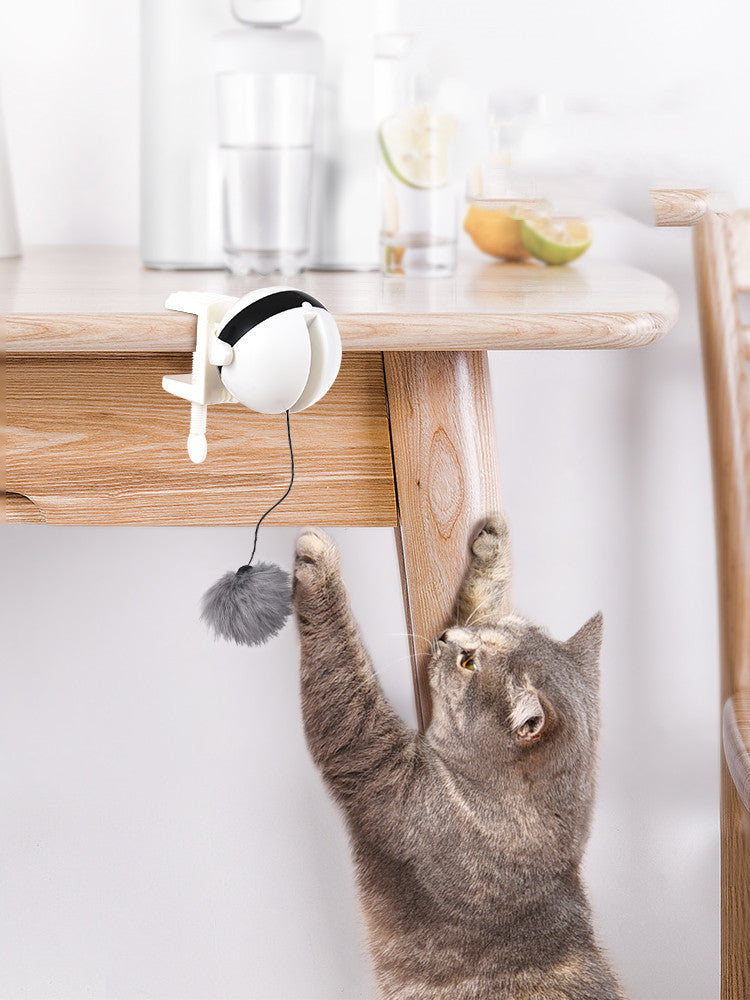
[{"x1": 201, "y1": 562, "x2": 292, "y2": 646}]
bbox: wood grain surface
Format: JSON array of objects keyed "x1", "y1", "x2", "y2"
[
  {"x1": 730, "y1": 209, "x2": 750, "y2": 292},
  {"x1": 723, "y1": 691, "x2": 750, "y2": 1000},
  {"x1": 651, "y1": 187, "x2": 709, "y2": 227},
  {"x1": 0, "y1": 492, "x2": 45, "y2": 521},
  {"x1": 0, "y1": 246, "x2": 678, "y2": 353},
  {"x1": 3, "y1": 352, "x2": 396, "y2": 525},
  {"x1": 724, "y1": 693, "x2": 750, "y2": 813},
  {"x1": 383, "y1": 351, "x2": 502, "y2": 731},
  {"x1": 694, "y1": 212, "x2": 750, "y2": 699},
  {"x1": 720, "y1": 760, "x2": 750, "y2": 999},
  {"x1": 694, "y1": 208, "x2": 750, "y2": 998}
]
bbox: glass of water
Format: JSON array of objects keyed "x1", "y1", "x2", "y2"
[
  {"x1": 375, "y1": 34, "x2": 459, "y2": 277},
  {"x1": 216, "y1": 72, "x2": 315, "y2": 276}
]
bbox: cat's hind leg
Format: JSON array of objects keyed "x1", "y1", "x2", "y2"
[{"x1": 455, "y1": 514, "x2": 513, "y2": 626}]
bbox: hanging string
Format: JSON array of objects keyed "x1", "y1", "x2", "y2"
[{"x1": 246, "y1": 409, "x2": 294, "y2": 567}]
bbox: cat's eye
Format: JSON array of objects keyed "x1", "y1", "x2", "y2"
[{"x1": 460, "y1": 653, "x2": 476, "y2": 671}]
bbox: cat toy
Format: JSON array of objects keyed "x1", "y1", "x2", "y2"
[{"x1": 162, "y1": 287, "x2": 342, "y2": 646}]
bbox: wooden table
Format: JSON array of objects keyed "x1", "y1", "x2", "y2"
[{"x1": 1, "y1": 245, "x2": 679, "y2": 730}]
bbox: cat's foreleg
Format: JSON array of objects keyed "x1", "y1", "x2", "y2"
[
  {"x1": 455, "y1": 514, "x2": 513, "y2": 626},
  {"x1": 294, "y1": 528, "x2": 416, "y2": 812}
]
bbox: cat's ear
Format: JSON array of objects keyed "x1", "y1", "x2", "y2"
[
  {"x1": 509, "y1": 686, "x2": 550, "y2": 745},
  {"x1": 563, "y1": 612, "x2": 603, "y2": 674}
]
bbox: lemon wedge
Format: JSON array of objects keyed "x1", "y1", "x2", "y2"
[{"x1": 520, "y1": 217, "x2": 592, "y2": 265}]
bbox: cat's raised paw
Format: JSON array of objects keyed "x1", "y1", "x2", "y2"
[
  {"x1": 294, "y1": 529, "x2": 340, "y2": 594},
  {"x1": 471, "y1": 515, "x2": 509, "y2": 562},
  {"x1": 295, "y1": 527, "x2": 336, "y2": 564}
]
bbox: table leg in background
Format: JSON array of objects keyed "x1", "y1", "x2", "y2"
[{"x1": 721, "y1": 758, "x2": 750, "y2": 998}]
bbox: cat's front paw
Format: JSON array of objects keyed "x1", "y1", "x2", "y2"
[
  {"x1": 294, "y1": 528, "x2": 340, "y2": 596},
  {"x1": 471, "y1": 514, "x2": 509, "y2": 563}
]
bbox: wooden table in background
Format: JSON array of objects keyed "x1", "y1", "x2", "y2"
[{"x1": 1, "y1": 244, "x2": 679, "y2": 730}]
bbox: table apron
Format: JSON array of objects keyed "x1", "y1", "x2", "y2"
[{"x1": 2, "y1": 351, "x2": 397, "y2": 527}]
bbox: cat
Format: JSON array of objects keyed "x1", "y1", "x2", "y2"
[{"x1": 293, "y1": 515, "x2": 626, "y2": 1000}]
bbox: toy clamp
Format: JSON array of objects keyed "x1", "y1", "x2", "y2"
[{"x1": 162, "y1": 287, "x2": 342, "y2": 463}]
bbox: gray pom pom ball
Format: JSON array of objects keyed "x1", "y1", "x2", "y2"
[{"x1": 201, "y1": 562, "x2": 291, "y2": 646}]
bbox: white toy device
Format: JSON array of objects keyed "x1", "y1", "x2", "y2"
[{"x1": 162, "y1": 286, "x2": 342, "y2": 463}]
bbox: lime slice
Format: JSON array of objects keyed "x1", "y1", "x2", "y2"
[
  {"x1": 520, "y1": 217, "x2": 592, "y2": 265},
  {"x1": 379, "y1": 104, "x2": 457, "y2": 189}
]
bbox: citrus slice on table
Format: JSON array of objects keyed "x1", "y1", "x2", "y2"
[
  {"x1": 520, "y1": 217, "x2": 592, "y2": 265},
  {"x1": 464, "y1": 202, "x2": 543, "y2": 261},
  {"x1": 379, "y1": 104, "x2": 457, "y2": 189}
]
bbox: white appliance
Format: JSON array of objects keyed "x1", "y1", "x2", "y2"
[
  {"x1": 140, "y1": 0, "x2": 392, "y2": 270},
  {"x1": 0, "y1": 87, "x2": 21, "y2": 258}
]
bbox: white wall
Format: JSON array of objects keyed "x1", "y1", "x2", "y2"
[{"x1": 2, "y1": 0, "x2": 745, "y2": 997}]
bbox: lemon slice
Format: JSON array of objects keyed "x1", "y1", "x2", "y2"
[
  {"x1": 521, "y1": 217, "x2": 592, "y2": 265},
  {"x1": 464, "y1": 201, "x2": 544, "y2": 260},
  {"x1": 379, "y1": 104, "x2": 457, "y2": 189}
]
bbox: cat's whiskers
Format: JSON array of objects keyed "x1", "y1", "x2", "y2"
[
  {"x1": 390, "y1": 652, "x2": 421, "y2": 666},
  {"x1": 463, "y1": 592, "x2": 495, "y2": 629},
  {"x1": 387, "y1": 631, "x2": 440, "y2": 663},
  {"x1": 388, "y1": 631, "x2": 440, "y2": 658},
  {"x1": 387, "y1": 631, "x2": 435, "y2": 646}
]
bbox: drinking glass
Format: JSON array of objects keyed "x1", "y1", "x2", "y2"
[
  {"x1": 216, "y1": 71, "x2": 316, "y2": 276},
  {"x1": 375, "y1": 34, "x2": 459, "y2": 277}
]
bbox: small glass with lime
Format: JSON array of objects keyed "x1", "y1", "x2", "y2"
[{"x1": 376, "y1": 36, "x2": 459, "y2": 276}]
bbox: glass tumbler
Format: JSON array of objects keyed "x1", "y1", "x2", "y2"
[
  {"x1": 217, "y1": 71, "x2": 316, "y2": 276},
  {"x1": 375, "y1": 34, "x2": 459, "y2": 277}
]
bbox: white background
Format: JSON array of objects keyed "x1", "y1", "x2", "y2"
[{"x1": 3, "y1": 0, "x2": 748, "y2": 997}]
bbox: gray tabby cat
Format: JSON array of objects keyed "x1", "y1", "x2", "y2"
[{"x1": 293, "y1": 516, "x2": 626, "y2": 1000}]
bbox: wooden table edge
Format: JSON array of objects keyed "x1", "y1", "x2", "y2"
[{"x1": 2, "y1": 304, "x2": 679, "y2": 354}]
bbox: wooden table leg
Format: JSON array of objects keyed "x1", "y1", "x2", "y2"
[
  {"x1": 382, "y1": 351, "x2": 502, "y2": 732},
  {"x1": 721, "y1": 758, "x2": 750, "y2": 999}
]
